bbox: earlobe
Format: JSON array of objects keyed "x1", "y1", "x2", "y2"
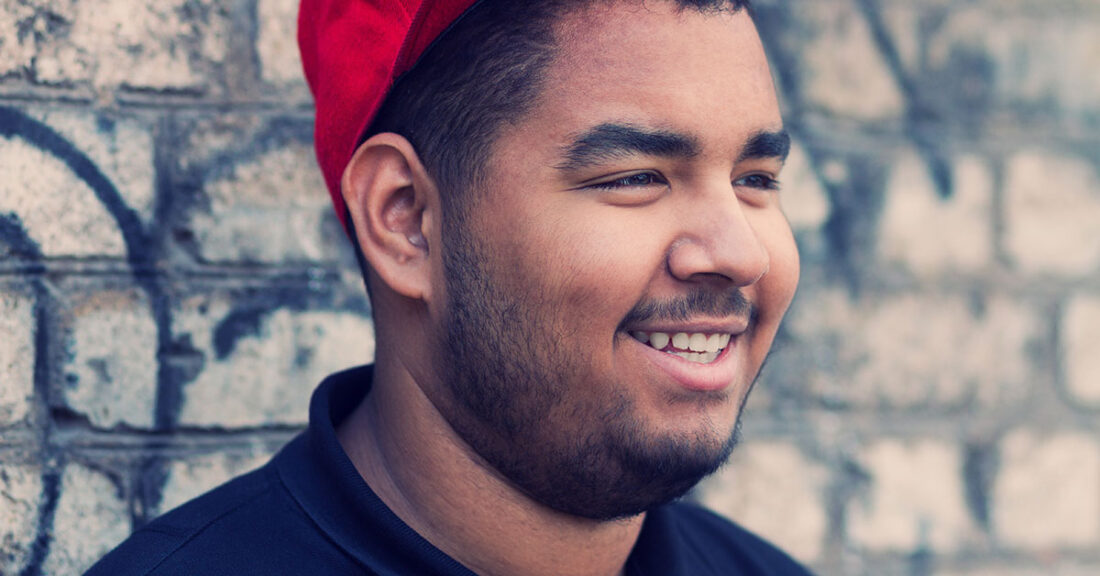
[{"x1": 341, "y1": 133, "x2": 437, "y2": 302}]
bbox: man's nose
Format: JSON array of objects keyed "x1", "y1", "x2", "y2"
[{"x1": 666, "y1": 182, "x2": 770, "y2": 287}]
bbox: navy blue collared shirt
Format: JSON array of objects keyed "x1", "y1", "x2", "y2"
[{"x1": 87, "y1": 366, "x2": 815, "y2": 575}]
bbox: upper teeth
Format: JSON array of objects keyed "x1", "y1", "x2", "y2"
[{"x1": 630, "y1": 331, "x2": 730, "y2": 353}]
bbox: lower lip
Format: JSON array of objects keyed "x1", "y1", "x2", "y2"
[{"x1": 627, "y1": 335, "x2": 742, "y2": 392}]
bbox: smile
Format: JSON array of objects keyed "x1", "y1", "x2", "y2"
[{"x1": 629, "y1": 331, "x2": 732, "y2": 364}]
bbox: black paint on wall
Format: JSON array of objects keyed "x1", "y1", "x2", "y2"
[{"x1": 0, "y1": 106, "x2": 182, "y2": 569}]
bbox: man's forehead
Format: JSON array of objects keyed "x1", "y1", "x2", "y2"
[
  {"x1": 552, "y1": 0, "x2": 749, "y2": 54},
  {"x1": 545, "y1": 4, "x2": 771, "y2": 101},
  {"x1": 508, "y1": 2, "x2": 780, "y2": 161}
]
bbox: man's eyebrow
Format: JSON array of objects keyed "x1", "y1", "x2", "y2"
[
  {"x1": 737, "y1": 129, "x2": 791, "y2": 164},
  {"x1": 555, "y1": 123, "x2": 700, "y2": 171}
]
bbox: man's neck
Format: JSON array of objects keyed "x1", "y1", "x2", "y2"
[{"x1": 336, "y1": 358, "x2": 644, "y2": 576}]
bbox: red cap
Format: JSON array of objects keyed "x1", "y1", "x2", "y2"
[{"x1": 298, "y1": 0, "x2": 480, "y2": 232}]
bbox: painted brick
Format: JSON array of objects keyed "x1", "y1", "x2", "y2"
[
  {"x1": 696, "y1": 441, "x2": 828, "y2": 563},
  {"x1": 173, "y1": 293, "x2": 374, "y2": 428},
  {"x1": 940, "y1": 565, "x2": 1100, "y2": 576},
  {"x1": 848, "y1": 439, "x2": 977, "y2": 552},
  {"x1": 177, "y1": 116, "x2": 335, "y2": 264},
  {"x1": 1005, "y1": 152, "x2": 1100, "y2": 276},
  {"x1": 0, "y1": 463, "x2": 42, "y2": 575},
  {"x1": 193, "y1": 143, "x2": 330, "y2": 263},
  {"x1": 779, "y1": 140, "x2": 831, "y2": 232},
  {"x1": 61, "y1": 289, "x2": 158, "y2": 429},
  {"x1": 766, "y1": 287, "x2": 852, "y2": 408},
  {"x1": 257, "y1": 0, "x2": 306, "y2": 88},
  {"x1": 32, "y1": 109, "x2": 157, "y2": 224},
  {"x1": 876, "y1": 1, "x2": 1100, "y2": 129},
  {"x1": 993, "y1": 431, "x2": 1100, "y2": 549},
  {"x1": 1, "y1": 130, "x2": 123, "y2": 257},
  {"x1": 773, "y1": 0, "x2": 905, "y2": 121},
  {"x1": 6, "y1": 0, "x2": 230, "y2": 92},
  {"x1": 1065, "y1": 294, "x2": 1100, "y2": 406},
  {"x1": 0, "y1": 288, "x2": 35, "y2": 426},
  {"x1": 856, "y1": 295, "x2": 1038, "y2": 408},
  {"x1": 874, "y1": 3, "x2": 997, "y2": 127},
  {"x1": 42, "y1": 463, "x2": 129, "y2": 576},
  {"x1": 0, "y1": 109, "x2": 155, "y2": 258},
  {"x1": 0, "y1": 2, "x2": 36, "y2": 77},
  {"x1": 782, "y1": 290, "x2": 1039, "y2": 409},
  {"x1": 156, "y1": 449, "x2": 272, "y2": 515},
  {"x1": 880, "y1": 150, "x2": 993, "y2": 276},
  {"x1": 920, "y1": 5, "x2": 1100, "y2": 118}
]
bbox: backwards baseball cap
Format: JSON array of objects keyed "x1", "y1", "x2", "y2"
[{"x1": 298, "y1": 0, "x2": 481, "y2": 232}]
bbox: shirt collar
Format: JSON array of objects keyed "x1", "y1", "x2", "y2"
[
  {"x1": 274, "y1": 365, "x2": 477, "y2": 575},
  {"x1": 274, "y1": 365, "x2": 685, "y2": 576}
]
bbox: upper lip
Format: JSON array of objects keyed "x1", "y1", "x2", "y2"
[{"x1": 623, "y1": 318, "x2": 750, "y2": 336}]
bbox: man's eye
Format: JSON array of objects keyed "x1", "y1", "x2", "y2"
[
  {"x1": 734, "y1": 173, "x2": 781, "y2": 191},
  {"x1": 589, "y1": 172, "x2": 666, "y2": 189}
]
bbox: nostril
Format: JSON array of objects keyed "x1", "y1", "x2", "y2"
[{"x1": 666, "y1": 220, "x2": 770, "y2": 287}]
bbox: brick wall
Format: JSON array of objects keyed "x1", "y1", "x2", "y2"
[{"x1": 0, "y1": 0, "x2": 1097, "y2": 574}]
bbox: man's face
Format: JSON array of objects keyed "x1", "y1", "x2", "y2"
[{"x1": 426, "y1": 1, "x2": 798, "y2": 520}]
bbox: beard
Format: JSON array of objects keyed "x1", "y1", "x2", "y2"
[{"x1": 432, "y1": 222, "x2": 753, "y2": 521}]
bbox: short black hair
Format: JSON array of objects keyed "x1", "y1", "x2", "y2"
[{"x1": 364, "y1": 0, "x2": 751, "y2": 214}]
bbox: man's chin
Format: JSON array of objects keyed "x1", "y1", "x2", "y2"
[{"x1": 533, "y1": 421, "x2": 743, "y2": 522}]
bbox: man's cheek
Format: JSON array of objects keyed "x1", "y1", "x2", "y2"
[{"x1": 552, "y1": 245, "x2": 644, "y2": 323}]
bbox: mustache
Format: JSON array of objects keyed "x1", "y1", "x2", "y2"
[{"x1": 618, "y1": 288, "x2": 754, "y2": 330}]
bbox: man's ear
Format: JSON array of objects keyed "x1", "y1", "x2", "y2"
[{"x1": 341, "y1": 133, "x2": 437, "y2": 302}]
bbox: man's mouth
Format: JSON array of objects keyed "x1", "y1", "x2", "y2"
[{"x1": 628, "y1": 331, "x2": 732, "y2": 365}]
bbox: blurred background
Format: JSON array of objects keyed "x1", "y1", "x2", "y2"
[{"x1": 0, "y1": 0, "x2": 1097, "y2": 574}]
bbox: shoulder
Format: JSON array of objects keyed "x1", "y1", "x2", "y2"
[
  {"x1": 83, "y1": 464, "x2": 356, "y2": 576},
  {"x1": 656, "y1": 501, "x2": 816, "y2": 575}
]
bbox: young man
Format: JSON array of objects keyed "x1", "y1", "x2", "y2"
[{"x1": 88, "y1": 0, "x2": 808, "y2": 574}]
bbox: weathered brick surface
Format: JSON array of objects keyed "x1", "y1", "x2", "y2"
[
  {"x1": 28, "y1": 109, "x2": 156, "y2": 222},
  {"x1": 41, "y1": 463, "x2": 130, "y2": 575},
  {"x1": 697, "y1": 441, "x2": 829, "y2": 563},
  {"x1": 1004, "y1": 152, "x2": 1100, "y2": 276},
  {"x1": 940, "y1": 565, "x2": 1100, "y2": 576},
  {"x1": 0, "y1": 111, "x2": 156, "y2": 258},
  {"x1": 173, "y1": 114, "x2": 335, "y2": 265},
  {"x1": 879, "y1": 151, "x2": 993, "y2": 276},
  {"x1": 779, "y1": 290, "x2": 1040, "y2": 409},
  {"x1": 993, "y1": 431, "x2": 1100, "y2": 550},
  {"x1": 0, "y1": 287, "x2": 35, "y2": 427},
  {"x1": 848, "y1": 439, "x2": 978, "y2": 553},
  {"x1": 0, "y1": 462, "x2": 42, "y2": 575},
  {"x1": 1065, "y1": 295, "x2": 1100, "y2": 406},
  {"x1": 2, "y1": 0, "x2": 1099, "y2": 574},
  {"x1": 173, "y1": 291, "x2": 374, "y2": 428},
  {"x1": 0, "y1": 131, "x2": 125, "y2": 257},
  {"x1": 60, "y1": 287, "x2": 158, "y2": 429},
  {"x1": 766, "y1": 0, "x2": 905, "y2": 121},
  {"x1": 779, "y1": 140, "x2": 831, "y2": 233},
  {"x1": 853, "y1": 295, "x2": 1039, "y2": 408},
  {"x1": 0, "y1": 0, "x2": 231, "y2": 93},
  {"x1": 157, "y1": 449, "x2": 273, "y2": 515},
  {"x1": 889, "y1": 3, "x2": 1100, "y2": 121},
  {"x1": 257, "y1": 0, "x2": 307, "y2": 90}
]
